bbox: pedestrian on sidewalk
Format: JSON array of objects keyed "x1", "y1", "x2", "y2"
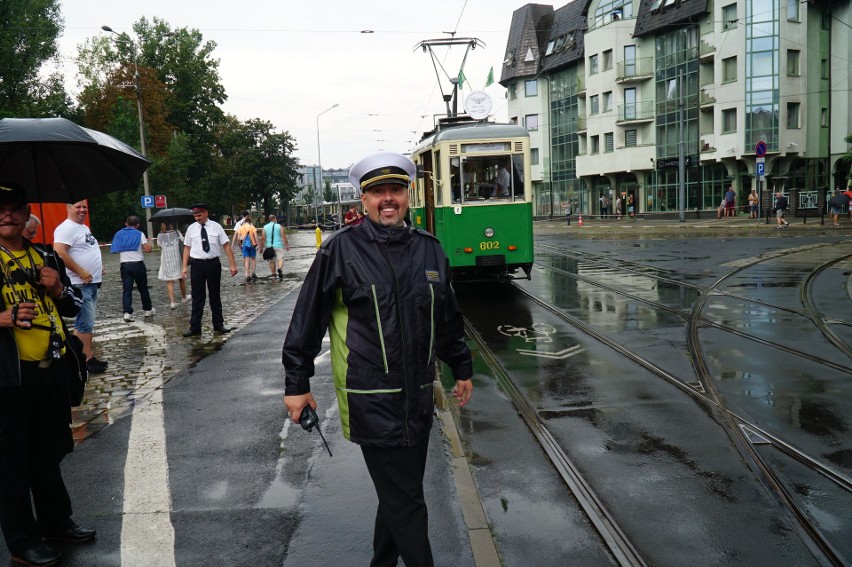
[
  {"x1": 180, "y1": 203, "x2": 238, "y2": 336},
  {"x1": 724, "y1": 185, "x2": 736, "y2": 217},
  {"x1": 111, "y1": 216, "x2": 154, "y2": 322},
  {"x1": 828, "y1": 187, "x2": 850, "y2": 227},
  {"x1": 234, "y1": 212, "x2": 259, "y2": 282},
  {"x1": 0, "y1": 182, "x2": 96, "y2": 567},
  {"x1": 53, "y1": 200, "x2": 108, "y2": 374},
  {"x1": 561, "y1": 200, "x2": 572, "y2": 225},
  {"x1": 157, "y1": 222, "x2": 189, "y2": 309},
  {"x1": 262, "y1": 215, "x2": 289, "y2": 280},
  {"x1": 773, "y1": 192, "x2": 789, "y2": 229},
  {"x1": 283, "y1": 152, "x2": 473, "y2": 567},
  {"x1": 747, "y1": 189, "x2": 759, "y2": 219}
]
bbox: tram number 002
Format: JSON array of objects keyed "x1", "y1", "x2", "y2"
[{"x1": 479, "y1": 241, "x2": 500, "y2": 251}]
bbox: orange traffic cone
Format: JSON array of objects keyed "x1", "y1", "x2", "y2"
[{"x1": 578, "y1": 215, "x2": 584, "y2": 227}]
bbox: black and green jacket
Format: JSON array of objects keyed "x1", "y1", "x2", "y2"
[{"x1": 282, "y1": 219, "x2": 472, "y2": 448}]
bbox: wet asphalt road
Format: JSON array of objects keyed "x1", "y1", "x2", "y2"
[
  {"x1": 456, "y1": 225, "x2": 851, "y2": 566},
  {"x1": 1, "y1": 218, "x2": 850, "y2": 566}
]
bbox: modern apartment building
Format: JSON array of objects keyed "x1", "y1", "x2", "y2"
[{"x1": 501, "y1": 0, "x2": 851, "y2": 217}]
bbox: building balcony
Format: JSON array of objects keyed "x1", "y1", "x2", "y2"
[
  {"x1": 616, "y1": 57, "x2": 654, "y2": 83},
  {"x1": 571, "y1": 117, "x2": 587, "y2": 133},
  {"x1": 699, "y1": 86, "x2": 716, "y2": 109},
  {"x1": 699, "y1": 33, "x2": 715, "y2": 62},
  {"x1": 575, "y1": 76, "x2": 586, "y2": 97},
  {"x1": 617, "y1": 100, "x2": 655, "y2": 124}
]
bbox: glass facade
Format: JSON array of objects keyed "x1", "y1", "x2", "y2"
[
  {"x1": 546, "y1": 68, "x2": 584, "y2": 215},
  {"x1": 651, "y1": 28, "x2": 700, "y2": 212},
  {"x1": 746, "y1": 0, "x2": 779, "y2": 151}
]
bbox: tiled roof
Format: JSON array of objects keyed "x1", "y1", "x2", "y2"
[
  {"x1": 540, "y1": 1, "x2": 589, "y2": 74},
  {"x1": 499, "y1": 4, "x2": 555, "y2": 84},
  {"x1": 633, "y1": 0, "x2": 710, "y2": 38}
]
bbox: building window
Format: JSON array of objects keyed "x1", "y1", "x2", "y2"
[
  {"x1": 821, "y1": 59, "x2": 828, "y2": 79},
  {"x1": 723, "y1": 108, "x2": 737, "y2": 133},
  {"x1": 624, "y1": 45, "x2": 637, "y2": 76},
  {"x1": 723, "y1": 56, "x2": 737, "y2": 82},
  {"x1": 531, "y1": 148, "x2": 540, "y2": 165},
  {"x1": 603, "y1": 91, "x2": 612, "y2": 112},
  {"x1": 603, "y1": 49, "x2": 613, "y2": 71},
  {"x1": 589, "y1": 54, "x2": 599, "y2": 75},
  {"x1": 786, "y1": 0, "x2": 799, "y2": 21},
  {"x1": 590, "y1": 95, "x2": 600, "y2": 115},
  {"x1": 625, "y1": 129, "x2": 637, "y2": 147},
  {"x1": 509, "y1": 83, "x2": 517, "y2": 100},
  {"x1": 545, "y1": 39, "x2": 556, "y2": 56},
  {"x1": 787, "y1": 50, "x2": 800, "y2": 75},
  {"x1": 525, "y1": 79, "x2": 538, "y2": 97},
  {"x1": 525, "y1": 114, "x2": 539, "y2": 131},
  {"x1": 722, "y1": 3, "x2": 737, "y2": 30},
  {"x1": 821, "y1": 108, "x2": 828, "y2": 127},
  {"x1": 624, "y1": 87, "x2": 636, "y2": 119},
  {"x1": 604, "y1": 132, "x2": 614, "y2": 152},
  {"x1": 591, "y1": 135, "x2": 600, "y2": 154},
  {"x1": 786, "y1": 102, "x2": 800, "y2": 129}
]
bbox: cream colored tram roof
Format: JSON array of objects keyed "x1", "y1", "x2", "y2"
[{"x1": 415, "y1": 123, "x2": 529, "y2": 152}]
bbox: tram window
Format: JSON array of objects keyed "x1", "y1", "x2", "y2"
[
  {"x1": 459, "y1": 156, "x2": 519, "y2": 202},
  {"x1": 450, "y1": 157, "x2": 462, "y2": 203}
]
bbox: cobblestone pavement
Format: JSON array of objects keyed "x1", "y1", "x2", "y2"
[{"x1": 71, "y1": 230, "x2": 321, "y2": 443}]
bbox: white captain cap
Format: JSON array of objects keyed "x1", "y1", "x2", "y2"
[{"x1": 349, "y1": 152, "x2": 416, "y2": 193}]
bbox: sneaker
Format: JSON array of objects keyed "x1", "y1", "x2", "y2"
[
  {"x1": 251, "y1": 273, "x2": 257, "y2": 280},
  {"x1": 277, "y1": 269, "x2": 283, "y2": 279},
  {"x1": 142, "y1": 308, "x2": 155, "y2": 317},
  {"x1": 182, "y1": 296, "x2": 191, "y2": 304},
  {"x1": 170, "y1": 302, "x2": 177, "y2": 309},
  {"x1": 123, "y1": 312, "x2": 133, "y2": 322},
  {"x1": 87, "y1": 357, "x2": 108, "y2": 374},
  {"x1": 245, "y1": 276, "x2": 251, "y2": 282}
]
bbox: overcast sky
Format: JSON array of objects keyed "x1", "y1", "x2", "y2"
[{"x1": 57, "y1": 0, "x2": 524, "y2": 170}]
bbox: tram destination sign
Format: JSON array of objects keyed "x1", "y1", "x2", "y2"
[{"x1": 656, "y1": 155, "x2": 697, "y2": 169}]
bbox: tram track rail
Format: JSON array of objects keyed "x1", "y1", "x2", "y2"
[
  {"x1": 463, "y1": 320, "x2": 649, "y2": 567},
  {"x1": 465, "y1": 241, "x2": 851, "y2": 566}
]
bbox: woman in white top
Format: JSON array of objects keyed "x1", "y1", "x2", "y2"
[{"x1": 157, "y1": 222, "x2": 189, "y2": 308}]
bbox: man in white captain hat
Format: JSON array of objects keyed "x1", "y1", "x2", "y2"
[{"x1": 283, "y1": 152, "x2": 473, "y2": 566}]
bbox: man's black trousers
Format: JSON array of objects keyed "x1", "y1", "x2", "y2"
[
  {"x1": 189, "y1": 257, "x2": 224, "y2": 330},
  {"x1": 361, "y1": 435, "x2": 433, "y2": 567},
  {"x1": 0, "y1": 360, "x2": 74, "y2": 554}
]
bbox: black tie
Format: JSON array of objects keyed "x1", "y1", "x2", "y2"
[{"x1": 201, "y1": 224, "x2": 210, "y2": 253}]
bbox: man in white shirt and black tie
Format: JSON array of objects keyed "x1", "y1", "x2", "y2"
[{"x1": 180, "y1": 203, "x2": 238, "y2": 337}]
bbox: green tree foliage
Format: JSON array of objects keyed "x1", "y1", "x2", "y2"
[
  {"x1": 0, "y1": 0, "x2": 70, "y2": 117},
  {"x1": 210, "y1": 116, "x2": 300, "y2": 218},
  {"x1": 323, "y1": 179, "x2": 335, "y2": 203}
]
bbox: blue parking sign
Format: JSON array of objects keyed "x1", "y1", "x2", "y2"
[
  {"x1": 141, "y1": 195, "x2": 154, "y2": 208},
  {"x1": 756, "y1": 162, "x2": 764, "y2": 176}
]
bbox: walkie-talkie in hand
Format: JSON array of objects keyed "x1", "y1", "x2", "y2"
[{"x1": 300, "y1": 406, "x2": 333, "y2": 457}]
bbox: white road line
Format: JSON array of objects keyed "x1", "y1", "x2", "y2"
[{"x1": 119, "y1": 321, "x2": 176, "y2": 567}]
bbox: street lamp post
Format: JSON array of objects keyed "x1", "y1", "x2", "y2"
[
  {"x1": 316, "y1": 103, "x2": 339, "y2": 227},
  {"x1": 102, "y1": 25, "x2": 154, "y2": 240}
]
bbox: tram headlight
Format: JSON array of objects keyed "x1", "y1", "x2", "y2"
[{"x1": 484, "y1": 227, "x2": 495, "y2": 238}]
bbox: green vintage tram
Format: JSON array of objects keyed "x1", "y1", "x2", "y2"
[{"x1": 409, "y1": 120, "x2": 534, "y2": 280}]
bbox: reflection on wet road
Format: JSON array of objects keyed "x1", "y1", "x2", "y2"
[{"x1": 457, "y1": 236, "x2": 852, "y2": 565}]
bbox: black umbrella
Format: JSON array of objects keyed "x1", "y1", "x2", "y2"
[
  {"x1": 0, "y1": 117, "x2": 150, "y2": 203},
  {"x1": 151, "y1": 207, "x2": 195, "y2": 222}
]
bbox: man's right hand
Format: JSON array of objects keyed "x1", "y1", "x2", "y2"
[{"x1": 284, "y1": 393, "x2": 316, "y2": 424}]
